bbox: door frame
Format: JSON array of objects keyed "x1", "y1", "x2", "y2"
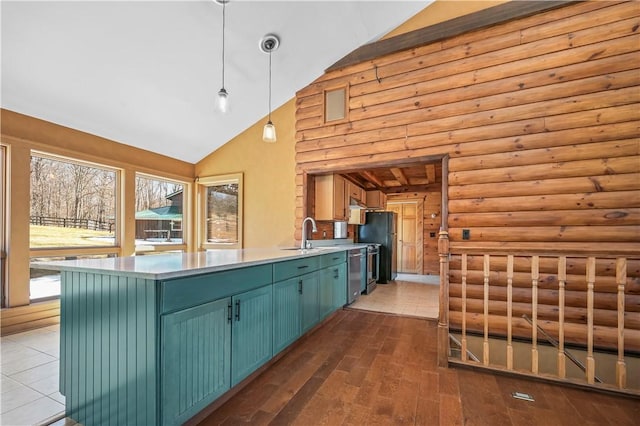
[{"x1": 387, "y1": 198, "x2": 424, "y2": 274}]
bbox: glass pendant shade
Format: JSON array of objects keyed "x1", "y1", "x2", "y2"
[
  {"x1": 216, "y1": 88, "x2": 229, "y2": 113},
  {"x1": 263, "y1": 120, "x2": 276, "y2": 143}
]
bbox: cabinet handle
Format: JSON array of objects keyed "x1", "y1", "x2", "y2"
[
  {"x1": 227, "y1": 303, "x2": 232, "y2": 323},
  {"x1": 334, "y1": 269, "x2": 339, "y2": 279},
  {"x1": 235, "y1": 300, "x2": 241, "y2": 321},
  {"x1": 297, "y1": 265, "x2": 309, "y2": 270},
  {"x1": 298, "y1": 279, "x2": 303, "y2": 294}
]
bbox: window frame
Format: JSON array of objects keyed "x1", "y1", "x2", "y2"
[
  {"x1": 1, "y1": 144, "x2": 7, "y2": 307},
  {"x1": 29, "y1": 150, "x2": 121, "y2": 252},
  {"x1": 198, "y1": 172, "x2": 243, "y2": 250},
  {"x1": 134, "y1": 172, "x2": 189, "y2": 254}
]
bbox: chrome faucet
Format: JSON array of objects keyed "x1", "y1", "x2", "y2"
[{"x1": 301, "y1": 217, "x2": 318, "y2": 249}]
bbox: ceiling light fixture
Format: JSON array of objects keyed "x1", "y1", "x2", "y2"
[
  {"x1": 260, "y1": 34, "x2": 279, "y2": 143},
  {"x1": 215, "y1": 0, "x2": 229, "y2": 113}
]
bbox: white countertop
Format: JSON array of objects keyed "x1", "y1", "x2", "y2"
[{"x1": 33, "y1": 244, "x2": 369, "y2": 280}]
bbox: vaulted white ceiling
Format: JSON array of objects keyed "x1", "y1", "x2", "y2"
[{"x1": 1, "y1": 0, "x2": 430, "y2": 163}]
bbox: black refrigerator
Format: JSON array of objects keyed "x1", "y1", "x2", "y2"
[{"x1": 358, "y1": 211, "x2": 397, "y2": 283}]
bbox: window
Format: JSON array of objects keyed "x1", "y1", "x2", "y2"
[
  {"x1": 29, "y1": 152, "x2": 119, "y2": 301},
  {"x1": 1, "y1": 145, "x2": 6, "y2": 307},
  {"x1": 135, "y1": 174, "x2": 186, "y2": 253},
  {"x1": 324, "y1": 86, "x2": 348, "y2": 123},
  {"x1": 199, "y1": 173, "x2": 243, "y2": 249},
  {"x1": 30, "y1": 153, "x2": 117, "y2": 248}
]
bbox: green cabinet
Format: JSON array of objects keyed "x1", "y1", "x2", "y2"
[
  {"x1": 161, "y1": 284, "x2": 272, "y2": 424},
  {"x1": 319, "y1": 267, "x2": 334, "y2": 319},
  {"x1": 273, "y1": 277, "x2": 302, "y2": 354},
  {"x1": 272, "y1": 270, "x2": 319, "y2": 353},
  {"x1": 161, "y1": 298, "x2": 231, "y2": 426},
  {"x1": 319, "y1": 262, "x2": 347, "y2": 318},
  {"x1": 273, "y1": 252, "x2": 347, "y2": 355},
  {"x1": 300, "y1": 272, "x2": 320, "y2": 333},
  {"x1": 332, "y1": 262, "x2": 347, "y2": 310},
  {"x1": 231, "y1": 285, "x2": 273, "y2": 386},
  {"x1": 159, "y1": 262, "x2": 273, "y2": 426},
  {"x1": 57, "y1": 250, "x2": 348, "y2": 426}
]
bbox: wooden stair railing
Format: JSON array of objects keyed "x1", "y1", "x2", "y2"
[
  {"x1": 522, "y1": 314, "x2": 602, "y2": 383},
  {"x1": 444, "y1": 248, "x2": 638, "y2": 396}
]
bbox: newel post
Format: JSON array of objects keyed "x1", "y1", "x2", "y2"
[{"x1": 437, "y1": 229, "x2": 450, "y2": 368}]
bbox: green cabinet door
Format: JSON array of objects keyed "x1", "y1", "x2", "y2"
[
  {"x1": 161, "y1": 297, "x2": 231, "y2": 426},
  {"x1": 273, "y1": 277, "x2": 302, "y2": 354},
  {"x1": 332, "y1": 263, "x2": 347, "y2": 310},
  {"x1": 301, "y1": 271, "x2": 320, "y2": 333},
  {"x1": 231, "y1": 285, "x2": 273, "y2": 386},
  {"x1": 319, "y1": 267, "x2": 335, "y2": 319}
]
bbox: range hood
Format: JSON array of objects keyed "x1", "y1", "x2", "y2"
[{"x1": 349, "y1": 197, "x2": 366, "y2": 209}]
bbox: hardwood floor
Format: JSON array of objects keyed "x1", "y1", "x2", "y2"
[{"x1": 197, "y1": 310, "x2": 639, "y2": 425}]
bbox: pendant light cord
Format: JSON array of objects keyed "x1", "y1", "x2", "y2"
[
  {"x1": 268, "y1": 50, "x2": 272, "y2": 121},
  {"x1": 221, "y1": 1, "x2": 226, "y2": 89}
]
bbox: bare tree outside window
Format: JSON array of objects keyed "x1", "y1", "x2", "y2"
[{"x1": 30, "y1": 155, "x2": 116, "y2": 248}]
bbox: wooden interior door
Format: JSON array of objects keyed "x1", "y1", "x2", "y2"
[{"x1": 388, "y1": 202, "x2": 419, "y2": 274}]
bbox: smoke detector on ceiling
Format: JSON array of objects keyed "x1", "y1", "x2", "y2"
[{"x1": 259, "y1": 34, "x2": 280, "y2": 54}]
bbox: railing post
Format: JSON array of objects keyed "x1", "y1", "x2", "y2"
[
  {"x1": 483, "y1": 254, "x2": 490, "y2": 366},
  {"x1": 506, "y1": 255, "x2": 514, "y2": 370},
  {"x1": 558, "y1": 256, "x2": 567, "y2": 378},
  {"x1": 586, "y1": 257, "x2": 596, "y2": 384},
  {"x1": 461, "y1": 253, "x2": 468, "y2": 362},
  {"x1": 531, "y1": 256, "x2": 539, "y2": 375},
  {"x1": 437, "y1": 230, "x2": 450, "y2": 368},
  {"x1": 616, "y1": 257, "x2": 627, "y2": 389}
]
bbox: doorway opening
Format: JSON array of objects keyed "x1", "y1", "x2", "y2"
[{"x1": 303, "y1": 154, "x2": 448, "y2": 319}]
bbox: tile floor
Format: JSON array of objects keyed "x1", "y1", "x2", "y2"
[
  {"x1": 348, "y1": 273, "x2": 440, "y2": 319},
  {"x1": 1, "y1": 325, "x2": 64, "y2": 426}
]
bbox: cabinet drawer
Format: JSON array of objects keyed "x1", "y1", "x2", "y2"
[
  {"x1": 273, "y1": 256, "x2": 320, "y2": 282},
  {"x1": 161, "y1": 264, "x2": 272, "y2": 313},
  {"x1": 320, "y1": 251, "x2": 346, "y2": 268}
]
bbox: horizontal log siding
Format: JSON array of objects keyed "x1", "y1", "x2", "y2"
[{"x1": 295, "y1": 2, "x2": 640, "y2": 351}]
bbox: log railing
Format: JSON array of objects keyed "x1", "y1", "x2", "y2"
[{"x1": 438, "y1": 232, "x2": 639, "y2": 395}]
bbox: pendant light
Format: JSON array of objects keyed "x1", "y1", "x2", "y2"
[
  {"x1": 260, "y1": 34, "x2": 279, "y2": 143},
  {"x1": 215, "y1": 0, "x2": 229, "y2": 113}
]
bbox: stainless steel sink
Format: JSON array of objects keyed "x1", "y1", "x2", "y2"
[{"x1": 279, "y1": 246, "x2": 341, "y2": 251}]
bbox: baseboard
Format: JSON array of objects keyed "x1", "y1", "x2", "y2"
[{"x1": 1, "y1": 299, "x2": 60, "y2": 335}]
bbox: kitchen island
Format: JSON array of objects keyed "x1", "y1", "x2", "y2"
[{"x1": 35, "y1": 246, "x2": 360, "y2": 426}]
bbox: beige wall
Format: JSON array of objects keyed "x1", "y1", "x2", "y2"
[{"x1": 195, "y1": 99, "x2": 297, "y2": 248}]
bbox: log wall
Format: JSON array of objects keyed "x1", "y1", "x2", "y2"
[{"x1": 295, "y1": 1, "x2": 640, "y2": 352}]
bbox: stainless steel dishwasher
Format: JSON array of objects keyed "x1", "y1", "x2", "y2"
[{"x1": 347, "y1": 248, "x2": 363, "y2": 304}]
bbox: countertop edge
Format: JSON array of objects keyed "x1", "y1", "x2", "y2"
[{"x1": 31, "y1": 245, "x2": 369, "y2": 281}]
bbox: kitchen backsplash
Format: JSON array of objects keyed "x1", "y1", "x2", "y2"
[{"x1": 312, "y1": 221, "x2": 355, "y2": 240}]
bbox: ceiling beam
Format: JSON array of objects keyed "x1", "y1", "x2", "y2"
[
  {"x1": 390, "y1": 168, "x2": 409, "y2": 186},
  {"x1": 327, "y1": 1, "x2": 575, "y2": 72},
  {"x1": 384, "y1": 183, "x2": 442, "y2": 194},
  {"x1": 359, "y1": 170, "x2": 385, "y2": 188}
]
